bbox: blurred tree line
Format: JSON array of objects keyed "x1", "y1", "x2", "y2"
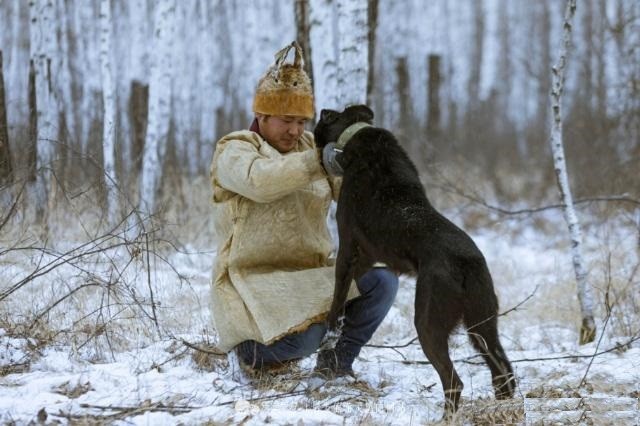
[{"x1": 0, "y1": 0, "x2": 638, "y2": 221}]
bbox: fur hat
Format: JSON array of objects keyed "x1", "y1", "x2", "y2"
[{"x1": 253, "y1": 41, "x2": 314, "y2": 119}]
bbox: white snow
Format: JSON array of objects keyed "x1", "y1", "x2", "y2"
[{"x1": 1, "y1": 207, "x2": 638, "y2": 425}]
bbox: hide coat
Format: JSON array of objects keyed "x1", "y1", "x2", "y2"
[{"x1": 210, "y1": 129, "x2": 357, "y2": 352}]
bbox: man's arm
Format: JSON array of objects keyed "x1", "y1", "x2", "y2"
[{"x1": 215, "y1": 140, "x2": 326, "y2": 203}]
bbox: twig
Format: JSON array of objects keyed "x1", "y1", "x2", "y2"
[
  {"x1": 61, "y1": 401, "x2": 195, "y2": 419},
  {"x1": 0, "y1": 180, "x2": 25, "y2": 232},
  {"x1": 400, "y1": 333, "x2": 640, "y2": 366},
  {"x1": 28, "y1": 282, "x2": 104, "y2": 329},
  {"x1": 144, "y1": 231, "x2": 161, "y2": 337},
  {"x1": 579, "y1": 256, "x2": 616, "y2": 388},
  {"x1": 181, "y1": 338, "x2": 227, "y2": 356},
  {"x1": 364, "y1": 337, "x2": 418, "y2": 350},
  {"x1": 217, "y1": 389, "x2": 307, "y2": 406},
  {"x1": 365, "y1": 287, "x2": 537, "y2": 350},
  {"x1": 498, "y1": 285, "x2": 539, "y2": 317},
  {"x1": 435, "y1": 183, "x2": 640, "y2": 216}
]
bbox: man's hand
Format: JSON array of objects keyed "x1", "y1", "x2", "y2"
[{"x1": 321, "y1": 143, "x2": 344, "y2": 176}]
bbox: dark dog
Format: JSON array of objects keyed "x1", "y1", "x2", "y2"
[{"x1": 314, "y1": 105, "x2": 515, "y2": 416}]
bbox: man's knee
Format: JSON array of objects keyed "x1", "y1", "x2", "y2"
[{"x1": 357, "y1": 268, "x2": 399, "y2": 301}]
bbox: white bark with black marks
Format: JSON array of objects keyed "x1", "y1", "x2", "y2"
[
  {"x1": 29, "y1": 0, "x2": 59, "y2": 224},
  {"x1": 549, "y1": 0, "x2": 596, "y2": 345},
  {"x1": 309, "y1": 0, "x2": 340, "y2": 110},
  {"x1": 140, "y1": 0, "x2": 175, "y2": 214},
  {"x1": 99, "y1": 0, "x2": 118, "y2": 224},
  {"x1": 336, "y1": 0, "x2": 368, "y2": 107}
]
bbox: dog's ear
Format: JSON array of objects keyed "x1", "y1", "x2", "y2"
[
  {"x1": 320, "y1": 109, "x2": 339, "y2": 124},
  {"x1": 345, "y1": 104, "x2": 374, "y2": 123}
]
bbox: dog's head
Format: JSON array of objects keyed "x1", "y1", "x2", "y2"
[{"x1": 313, "y1": 105, "x2": 374, "y2": 149}]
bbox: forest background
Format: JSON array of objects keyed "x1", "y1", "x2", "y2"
[{"x1": 0, "y1": 0, "x2": 639, "y2": 423}]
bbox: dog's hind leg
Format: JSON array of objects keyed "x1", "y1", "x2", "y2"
[
  {"x1": 462, "y1": 268, "x2": 515, "y2": 399},
  {"x1": 464, "y1": 311, "x2": 516, "y2": 399},
  {"x1": 414, "y1": 270, "x2": 464, "y2": 417}
]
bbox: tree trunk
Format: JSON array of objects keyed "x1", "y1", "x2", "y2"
[
  {"x1": 336, "y1": 0, "x2": 368, "y2": 106},
  {"x1": 295, "y1": 0, "x2": 315, "y2": 100},
  {"x1": 396, "y1": 57, "x2": 412, "y2": 139},
  {"x1": 549, "y1": 0, "x2": 596, "y2": 345},
  {"x1": 129, "y1": 80, "x2": 149, "y2": 177},
  {"x1": 468, "y1": 0, "x2": 485, "y2": 105},
  {"x1": 0, "y1": 51, "x2": 14, "y2": 186},
  {"x1": 197, "y1": 0, "x2": 224, "y2": 174},
  {"x1": 28, "y1": 59, "x2": 37, "y2": 183},
  {"x1": 426, "y1": 54, "x2": 441, "y2": 140},
  {"x1": 309, "y1": 0, "x2": 340, "y2": 110},
  {"x1": 139, "y1": 0, "x2": 175, "y2": 214},
  {"x1": 366, "y1": 0, "x2": 378, "y2": 106},
  {"x1": 99, "y1": 0, "x2": 118, "y2": 224},
  {"x1": 29, "y1": 0, "x2": 59, "y2": 225}
]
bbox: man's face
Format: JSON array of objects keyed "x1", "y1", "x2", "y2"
[{"x1": 257, "y1": 115, "x2": 307, "y2": 153}]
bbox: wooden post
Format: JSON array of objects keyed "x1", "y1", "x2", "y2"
[{"x1": 0, "y1": 51, "x2": 13, "y2": 185}]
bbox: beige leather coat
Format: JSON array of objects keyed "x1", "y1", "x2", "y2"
[{"x1": 209, "y1": 129, "x2": 356, "y2": 352}]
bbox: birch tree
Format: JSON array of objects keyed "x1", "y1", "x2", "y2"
[
  {"x1": 99, "y1": 0, "x2": 118, "y2": 224},
  {"x1": 197, "y1": 0, "x2": 226, "y2": 174},
  {"x1": 76, "y1": 1, "x2": 101, "y2": 158},
  {"x1": 549, "y1": 0, "x2": 596, "y2": 345},
  {"x1": 127, "y1": 0, "x2": 151, "y2": 175},
  {"x1": 309, "y1": 0, "x2": 340, "y2": 111},
  {"x1": 29, "y1": 0, "x2": 59, "y2": 224},
  {"x1": 336, "y1": 0, "x2": 369, "y2": 106},
  {"x1": 309, "y1": 0, "x2": 369, "y2": 111},
  {"x1": 139, "y1": 0, "x2": 175, "y2": 214}
]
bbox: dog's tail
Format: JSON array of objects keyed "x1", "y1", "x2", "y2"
[{"x1": 462, "y1": 259, "x2": 516, "y2": 399}]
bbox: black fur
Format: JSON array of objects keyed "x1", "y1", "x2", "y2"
[{"x1": 314, "y1": 105, "x2": 516, "y2": 416}]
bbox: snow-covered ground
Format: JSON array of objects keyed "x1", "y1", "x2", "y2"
[{"x1": 1, "y1": 207, "x2": 639, "y2": 425}]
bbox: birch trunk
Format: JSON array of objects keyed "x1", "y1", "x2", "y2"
[
  {"x1": 77, "y1": 1, "x2": 100, "y2": 158},
  {"x1": 126, "y1": 0, "x2": 150, "y2": 176},
  {"x1": 139, "y1": 0, "x2": 175, "y2": 214},
  {"x1": 336, "y1": 0, "x2": 368, "y2": 106},
  {"x1": 99, "y1": 0, "x2": 118, "y2": 224},
  {"x1": 309, "y1": 0, "x2": 340, "y2": 110},
  {"x1": 549, "y1": 0, "x2": 596, "y2": 345},
  {"x1": 29, "y1": 0, "x2": 58, "y2": 224},
  {"x1": 194, "y1": 0, "x2": 213, "y2": 175},
  {"x1": 174, "y1": 1, "x2": 199, "y2": 178}
]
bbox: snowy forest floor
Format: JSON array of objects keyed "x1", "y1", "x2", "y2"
[{"x1": 1, "y1": 184, "x2": 639, "y2": 425}]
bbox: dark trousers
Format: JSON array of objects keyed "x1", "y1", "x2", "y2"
[{"x1": 236, "y1": 268, "x2": 399, "y2": 369}]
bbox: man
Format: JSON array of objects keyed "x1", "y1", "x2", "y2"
[{"x1": 209, "y1": 41, "x2": 398, "y2": 378}]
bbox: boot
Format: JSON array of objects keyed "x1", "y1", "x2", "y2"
[{"x1": 312, "y1": 347, "x2": 356, "y2": 380}]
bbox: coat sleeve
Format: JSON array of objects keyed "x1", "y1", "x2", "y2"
[{"x1": 215, "y1": 140, "x2": 327, "y2": 203}]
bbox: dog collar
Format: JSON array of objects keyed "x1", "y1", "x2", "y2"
[{"x1": 336, "y1": 122, "x2": 372, "y2": 149}]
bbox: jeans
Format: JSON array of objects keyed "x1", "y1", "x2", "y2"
[{"x1": 235, "y1": 267, "x2": 399, "y2": 369}]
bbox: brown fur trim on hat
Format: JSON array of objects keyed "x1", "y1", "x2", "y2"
[{"x1": 253, "y1": 89, "x2": 314, "y2": 119}]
